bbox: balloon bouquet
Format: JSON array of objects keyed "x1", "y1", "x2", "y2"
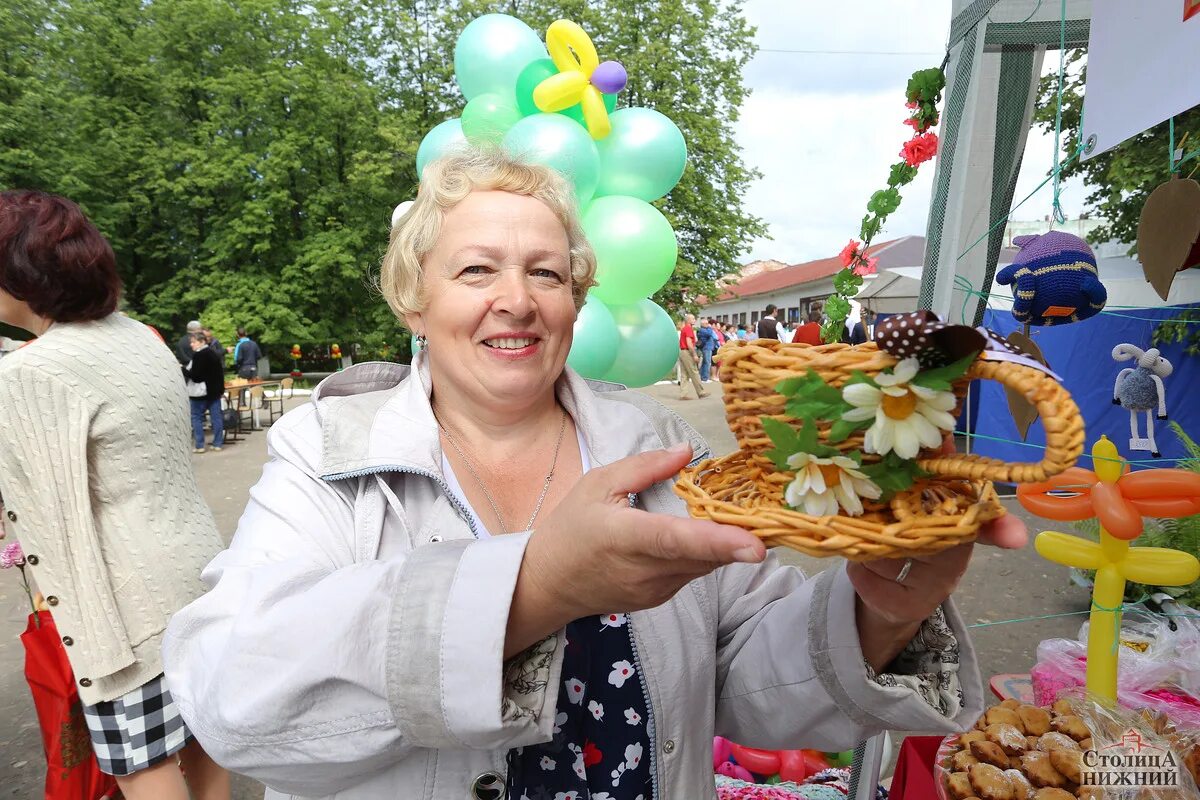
[{"x1": 411, "y1": 14, "x2": 689, "y2": 387}]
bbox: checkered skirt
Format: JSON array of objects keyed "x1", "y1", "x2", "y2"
[{"x1": 82, "y1": 674, "x2": 192, "y2": 776}]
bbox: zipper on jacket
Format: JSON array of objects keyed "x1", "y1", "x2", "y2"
[
  {"x1": 627, "y1": 617, "x2": 661, "y2": 800},
  {"x1": 322, "y1": 465, "x2": 479, "y2": 538}
]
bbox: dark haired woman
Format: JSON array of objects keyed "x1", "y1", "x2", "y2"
[{"x1": 0, "y1": 191, "x2": 229, "y2": 799}]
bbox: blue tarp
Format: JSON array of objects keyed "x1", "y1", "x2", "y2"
[{"x1": 967, "y1": 306, "x2": 1200, "y2": 471}]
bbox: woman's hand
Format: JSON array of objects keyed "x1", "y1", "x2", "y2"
[
  {"x1": 505, "y1": 444, "x2": 766, "y2": 657},
  {"x1": 847, "y1": 437, "x2": 1029, "y2": 670}
]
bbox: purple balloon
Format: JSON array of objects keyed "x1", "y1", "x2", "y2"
[{"x1": 591, "y1": 61, "x2": 628, "y2": 94}]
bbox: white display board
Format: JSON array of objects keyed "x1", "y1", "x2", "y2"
[{"x1": 1081, "y1": 1, "x2": 1200, "y2": 161}]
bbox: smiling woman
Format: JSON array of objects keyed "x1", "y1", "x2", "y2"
[{"x1": 163, "y1": 148, "x2": 1018, "y2": 800}]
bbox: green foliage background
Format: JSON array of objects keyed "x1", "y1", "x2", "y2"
[{"x1": 0, "y1": 0, "x2": 765, "y2": 359}]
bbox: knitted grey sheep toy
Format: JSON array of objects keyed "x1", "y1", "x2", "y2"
[{"x1": 1113, "y1": 343, "x2": 1173, "y2": 457}]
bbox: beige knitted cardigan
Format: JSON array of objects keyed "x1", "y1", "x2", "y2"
[{"x1": 0, "y1": 314, "x2": 223, "y2": 705}]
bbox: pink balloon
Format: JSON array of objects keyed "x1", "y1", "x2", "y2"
[
  {"x1": 716, "y1": 761, "x2": 754, "y2": 783},
  {"x1": 713, "y1": 736, "x2": 733, "y2": 770}
]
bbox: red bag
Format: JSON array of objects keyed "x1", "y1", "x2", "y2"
[
  {"x1": 887, "y1": 735, "x2": 943, "y2": 800},
  {"x1": 22, "y1": 610, "x2": 120, "y2": 800}
]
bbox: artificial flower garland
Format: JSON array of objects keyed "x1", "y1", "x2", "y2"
[{"x1": 820, "y1": 68, "x2": 946, "y2": 344}]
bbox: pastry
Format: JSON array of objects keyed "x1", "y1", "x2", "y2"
[
  {"x1": 1032, "y1": 790, "x2": 1074, "y2": 800},
  {"x1": 1017, "y1": 705, "x2": 1052, "y2": 736},
  {"x1": 1020, "y1": 751, "x2": 1068, "y2": 789},
  {"x1": 1051, "y1": 699, "x2": 1075, "y2": 717},
  {"x1": 960, "y1": 731, "x2": 987, "y2": 749},
  {"x1": 986, "y1": 722, "x2": 1028, "y2": 755},
  {"x1": 948, "y1": 771, "x2": 975, "y2": 800},
  {"x1": 952, "y1": 749, "x2": 980, "y2": 772},
  {"x1": 1000, "y1": 698, "x2": 1022, "y2": 710},
  {"x1": 1036, "y1": 732, "x2": 1080, "y2": 753},
  {"x1": 985, "y1": 706, "x2": 1025, "y2": 730},
  {"x1": 970, "y1": 739, "x2": 1012, "y2": 768},
  {"x1": 1048, "y1": 748, "x2": 1083, "y2": 784},
  {"x1": 1004, "y1": 768, "x2": 1033, "y2": 800},
  {"x1": 1050, "y1": 715, "x2": 1091, "y2": 742},
  {"x1": 969, "y1": 762, "x2": 1015, "y2": 800}
]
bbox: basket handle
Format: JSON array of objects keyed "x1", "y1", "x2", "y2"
[{"x1": 916, "y1": 359, "x2": 1084, "y2": 484}]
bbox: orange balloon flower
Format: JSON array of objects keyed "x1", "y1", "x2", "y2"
[{"x1": 1017, "y1": 451, "x2": 1200, "y2": 541}]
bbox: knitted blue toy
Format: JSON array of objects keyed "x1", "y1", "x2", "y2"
[{"x1": 996, "y1": 231, "x2": 1107, "y2": 326}]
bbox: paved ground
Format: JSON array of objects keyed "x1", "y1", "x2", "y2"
[{"x1": 0, "y1": 381, "x2": 1092, "y2": 798}]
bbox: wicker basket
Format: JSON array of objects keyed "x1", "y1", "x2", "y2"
[
  {"x1": 675, "y1": 339, "x2": 1084, "y2": 560},
  {"x1": 716, "y1": 339, "x2": 1083, "y2": 483},
  {"x1": 676, "y1": 452, "x2": 1007, "y2": 559}
]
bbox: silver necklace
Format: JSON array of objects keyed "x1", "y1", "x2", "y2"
[{"x1": 436, "y1": 408, "x2": 568, "y2": 534}]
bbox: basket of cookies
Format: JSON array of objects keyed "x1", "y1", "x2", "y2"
[
  {"x1": 675, "y1": 312, "x2": 1084, "y2": 560},
  {"x1": 936, "y1": 697, "x2": 1200, "y2": 799}
]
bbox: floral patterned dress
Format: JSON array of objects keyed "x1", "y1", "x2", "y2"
[
  {"x1": 506, "y1": 612, "x2": 654, "y2": 800},
  {"x1": 441, "y1": 433, "x2": 655, "y2": 800}
]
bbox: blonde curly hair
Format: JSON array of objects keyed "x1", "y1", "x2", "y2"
[{"x1": 381, "y1": 148, "x2": 597, "y2": 322}]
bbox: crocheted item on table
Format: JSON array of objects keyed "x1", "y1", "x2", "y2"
[
  {"x1": 715, "y1": 768, "x2": 887, "y2": 800},
  {"x1": 995, "y1": 231, "x2": 1107, "y2": 327}
]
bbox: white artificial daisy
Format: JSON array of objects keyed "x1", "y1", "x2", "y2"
[
  {"x1": 784, "y1": 451, "x2": 882, "y2": 517},
  {"x1": 841, "y1": 357, "x2": 958, "y2": 459}
]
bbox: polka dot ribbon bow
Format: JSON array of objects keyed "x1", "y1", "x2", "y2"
[{"x1": 873, "y1": 311, "x2": 1056, "y2": 376}]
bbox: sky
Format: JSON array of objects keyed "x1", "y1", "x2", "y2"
[{"x1": 735, "y1": 0, "x2": 1088, "y2": 265}]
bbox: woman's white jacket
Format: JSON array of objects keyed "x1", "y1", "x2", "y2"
[{"x1": 162, "y1": 358, "x2": 984, "y2": 799}]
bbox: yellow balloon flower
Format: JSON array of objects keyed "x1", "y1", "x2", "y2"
[
  {"x1": 1018, "y1": 436, "x2": 1200, "y2": 703},
  {"x1": 533, "y1": 20, "x2": 625, "y2": 140}
]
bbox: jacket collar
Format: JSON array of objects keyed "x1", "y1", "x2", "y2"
[{"x1": 313, "y1": 353, "x2": 707, "y2": 481}]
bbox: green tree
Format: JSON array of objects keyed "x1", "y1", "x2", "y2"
[{"x1": 0, "y1": 0, "x2": 761, "y2": 354}]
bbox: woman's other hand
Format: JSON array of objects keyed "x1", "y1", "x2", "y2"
[
  {"x1": 848, "y1": 436, "x2": 1029, "y2": 670},
  {"x1": 506, "y1": 444, "x2": 765, "y2": 656}
]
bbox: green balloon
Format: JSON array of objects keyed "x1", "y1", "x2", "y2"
[
  {"x1": 515, "y1": 58, "x2": 618, "y2": 125},
  {"x1": 502, "y1": 114, "x2": 601, "y2": 206},
  {"x1": 583, "y1": 196, "x2": 678, "y2": 305},
  {"x1": 596, "y1": 108, "x2": 688, "y2": 202},
  {"x1": 453, "y1": 14, "x2": 547, "y2": 101},
  {"x1": 461, "y1": 92, "x2": 523, "y2": 145},
  {"x1": 416, "y1": 118, "x2": 467, "y2": 177},
  {"x1": 601, "y1": 299, "x2": 679, "y2": 388},
  {"x1": 566, "y1": 295, "x2": 619, "y2": 379}
]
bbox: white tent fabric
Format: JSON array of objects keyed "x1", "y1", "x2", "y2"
[{"x1": 921, "y1": 0, "x2": 1094, "y2": 324}]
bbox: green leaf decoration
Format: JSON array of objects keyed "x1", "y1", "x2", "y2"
[
  {"x1": 833, "y1": 269, "x2": 864, "y2": 294},
  {"x1": 911, "y1": 352, "x2": 979, "y2": 391},
  {"x1": 887, "y1": 162, "x2": 918, "y2": 188},
  {"x1": 860, "y1": 452, "x2": 929, "y2": 501},
  {"x1": 780, "y1": 370, "x2": 851, "y2": 422},
  {"x1": 761, "y1": 415, "x2": 841, "y2": 469},
  {"x1": 828, "y1": 417, "x2": 870, "y2": 443},
  {"x1": 760, "y1": 416, "x2": 801, "y2": 470},
  {"x1": 845, "y1": 370, "x2": 878, "y2": 388},
  {"x1": 867, "y1": 188, "x2": 902, "y2": 216},
  {"x1": 859, "y1": 213, "x2": 883, "y2": 241}
]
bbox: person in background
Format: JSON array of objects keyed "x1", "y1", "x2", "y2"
[
  {"x1": 755, "y1": 303, "x2": 786, "y2": 339},
  {"x1": 182, "y1": 331, "x2": 226, "y2": 454},
  {"x1": 696, "y1": 317, "x2": 718, "y2": 382},
  {"x1": 711, "y1": 318, "x2": 726, "y2": 381},
  {"x1": 677, "y1": 313, "x2": 707, "y2": 399},
  {"x1": 793, "y1": 309, "x2": 824, "y2": 346},
  {"x1": 176, "y1": 319, "x2": 201, "y2": 365},
  {"x1": 851, "y1": 309, "x2": 875, "y2": 345},
  {"x1": 736, "y1": 321, "x2": 749, "y2": 340},
  {"x1": 232, "y1": 327, "x2": 262, "y2": 380},
  {"x1": 0, "y1": 190, "x2": 228, "y2": 799},
  {"x1": 202, "y1": 327, "x2": 224, "y2": 357}
]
